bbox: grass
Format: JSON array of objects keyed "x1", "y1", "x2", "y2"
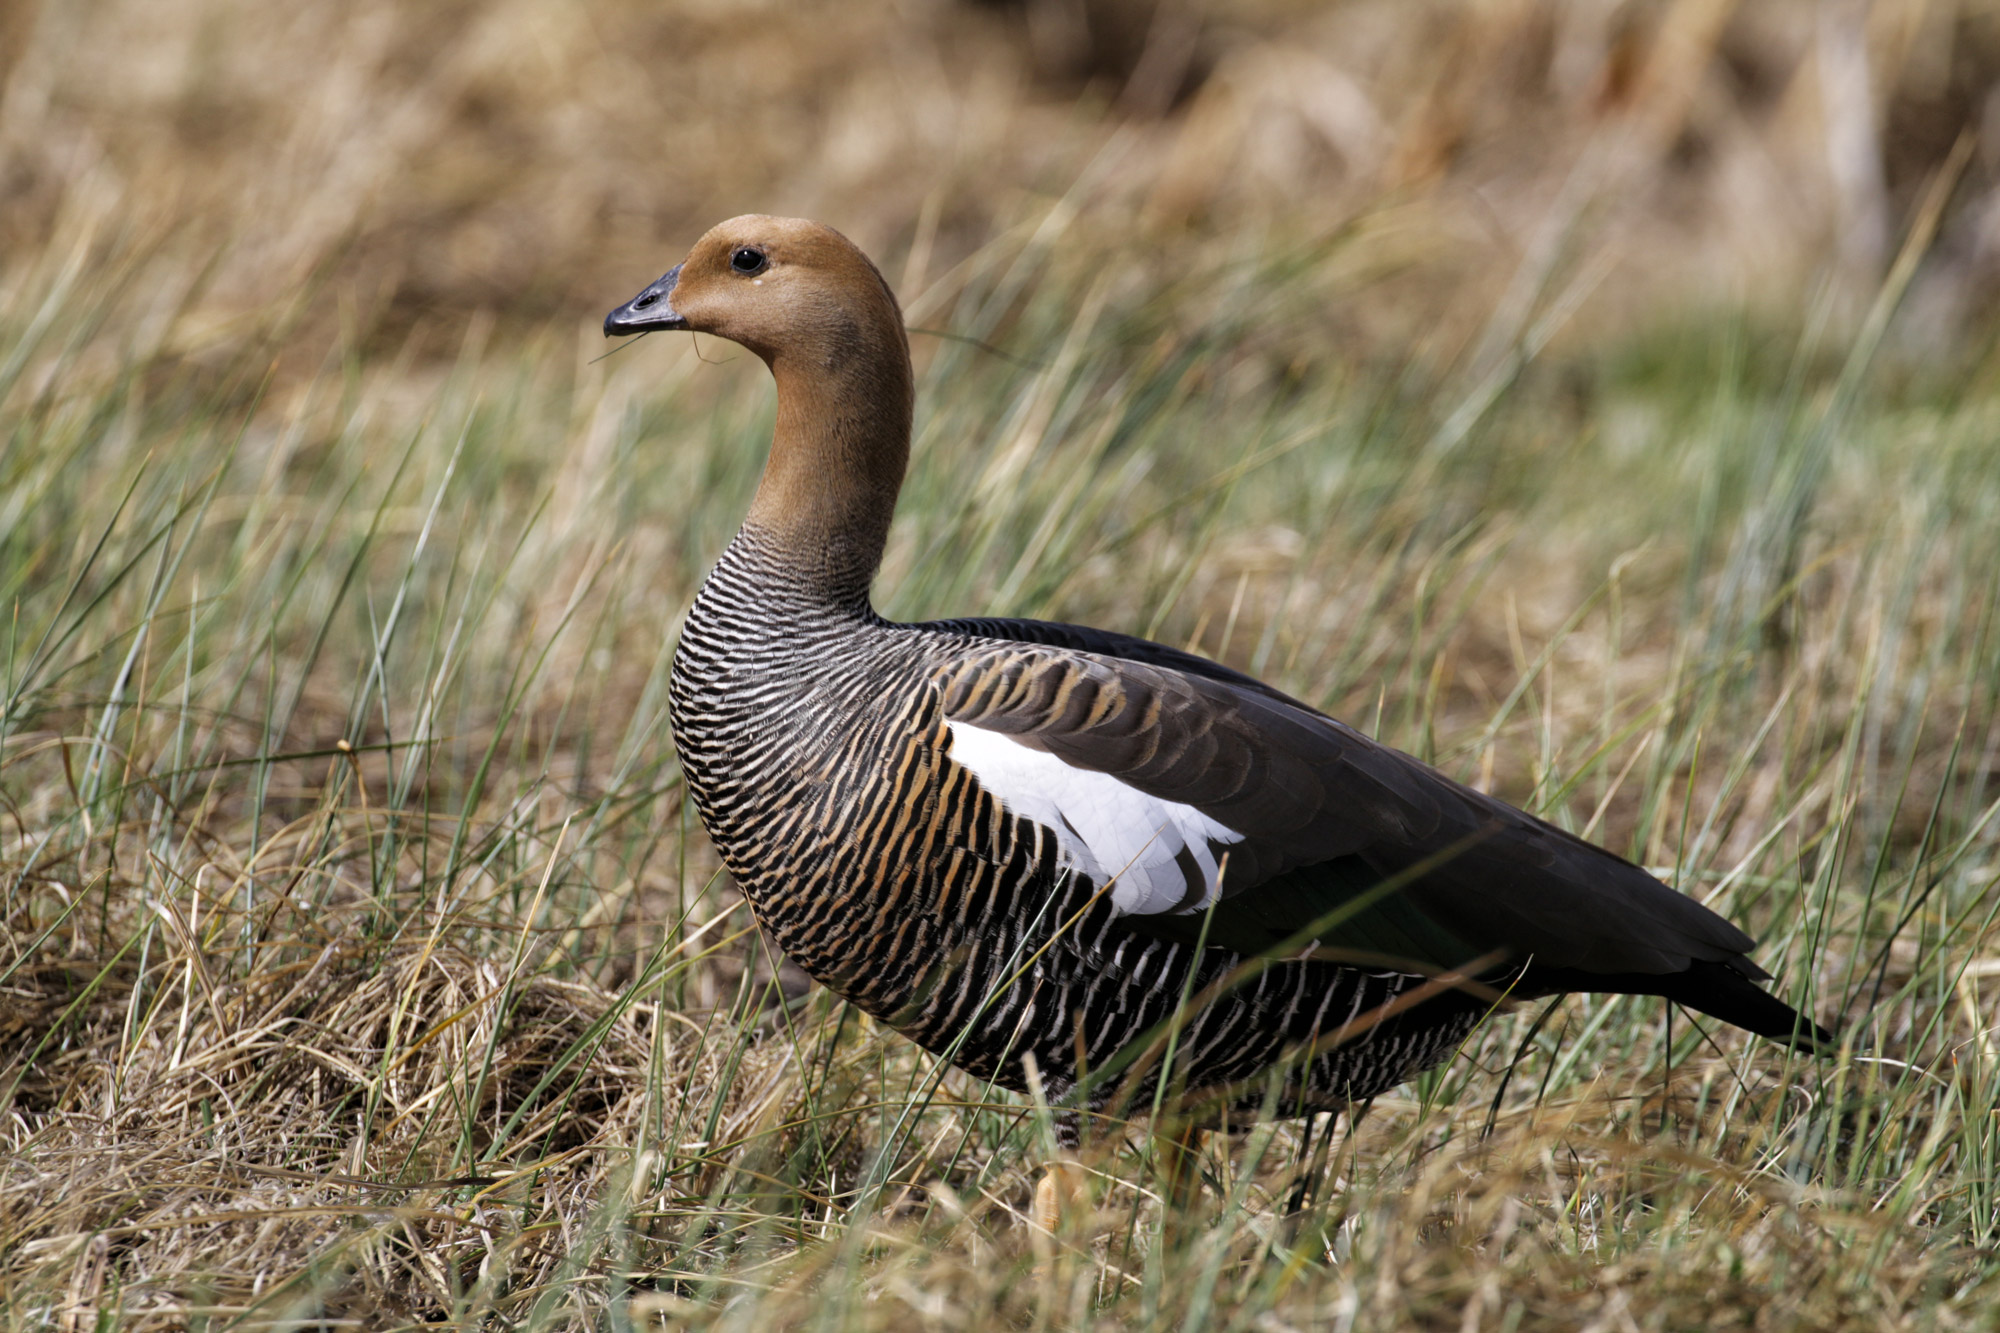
[{"x1": 5, "y1": 200, "x2": 2000, "y2": 1331}]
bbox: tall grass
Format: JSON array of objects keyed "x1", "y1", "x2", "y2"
[{"x1": 4, "y1": 210, "x2": 2000, "y2": 1330}]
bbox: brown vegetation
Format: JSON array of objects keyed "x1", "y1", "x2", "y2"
[{"x1": 5, "y1": 0, "x2": 1998, "y2": 367}]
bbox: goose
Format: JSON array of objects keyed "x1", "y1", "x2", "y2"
[{"x1": 603, "y1": 216, "x2": 1832, "y2": 1230}]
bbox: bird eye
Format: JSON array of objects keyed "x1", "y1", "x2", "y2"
[{"x1": 730, "y1": 247, "x2": 768, "y2": 275}]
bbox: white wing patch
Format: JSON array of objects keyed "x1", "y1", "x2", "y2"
[{"x1": 944, "y1": 719, "x2": 1244, "y2": 916}]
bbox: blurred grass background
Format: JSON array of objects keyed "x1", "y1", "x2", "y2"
[{"x1": 5, "y1": 0, "x2": 2000, "y2": 1328}]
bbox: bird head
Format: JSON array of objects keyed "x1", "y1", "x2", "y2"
[{"x1": 603, "y1": 215, "x2": 906, "y2": 371}]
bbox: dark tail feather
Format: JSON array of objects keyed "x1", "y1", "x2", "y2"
[
  {"x1": 1653, "y1": 960, "x2": 1837, "y2": 1053},
  {"x1": 1524, "y1": 959, "x2": 1838, "y2": 1054}
]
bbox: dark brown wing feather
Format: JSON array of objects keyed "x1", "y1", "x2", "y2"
[{"x1": 924, "y1": 615, "x2": 1761, "y2": 980}]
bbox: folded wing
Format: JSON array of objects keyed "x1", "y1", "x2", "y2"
[{"x1": 927, "y1": 618, "x2": 1763, "y2": 982}]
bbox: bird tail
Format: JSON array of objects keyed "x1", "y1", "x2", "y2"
[
  {"x1": 1651, "y1": 959, "x2": 1838, "y2": 1054},
  {"x1": 1523, "y1": 959, "x2": 1838, "y2": 1054}
]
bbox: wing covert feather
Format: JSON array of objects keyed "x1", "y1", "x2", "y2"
[{"x1": 929, "y1": 628, "x2": 1760, "y2": 980}]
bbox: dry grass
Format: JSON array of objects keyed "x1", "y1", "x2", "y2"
[
  {"x1": 6, "y1": 1, "x2": 2000, "y2": 1329},
  {"x1": 6, "y1": 0, "x2": 1999, "y2": 370}
]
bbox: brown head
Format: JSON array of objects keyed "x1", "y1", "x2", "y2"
[
  {"x1": 604, "y1": 216, "x2": 915, "y2": 601},
  {"x1": 605, "y1": 215, "x2": 909, "y2": 377}
]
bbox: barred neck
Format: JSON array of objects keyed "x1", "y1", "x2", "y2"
[{"x1": 701, "y1": 522, "x2": 883, "y2": 625}]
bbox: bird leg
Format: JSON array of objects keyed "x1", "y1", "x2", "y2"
[
  {"x1": 1282, "y1": 1103, "x2": 1369, "y2": 1245},
  {"x1": 1032, "y1": 1159, "x2": 1088, "y2": 1236},
  {"x1": 1155, "y1": 1119, "x2": 1206, "y2": 1233}
]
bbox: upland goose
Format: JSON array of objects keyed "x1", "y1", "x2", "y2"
[{"x1": 604, "y1": 216, "x2": 1832, "y2": 1228}]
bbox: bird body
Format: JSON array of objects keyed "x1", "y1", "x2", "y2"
[
  {"x1": 606, "y1": 216, "x2": 1830, "y2": 1138},
  {"x1": 668, "y1": 530, "x2": 1489, "y2": 1120}
]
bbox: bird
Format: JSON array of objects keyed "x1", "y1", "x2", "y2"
[{"x1": 602, "y1": 215, "x2": 1833, "y2": 1231}]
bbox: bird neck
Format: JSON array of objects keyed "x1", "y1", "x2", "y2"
[{"x1": 741, "y1": 332, "x2": 914, "y2": 609}]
